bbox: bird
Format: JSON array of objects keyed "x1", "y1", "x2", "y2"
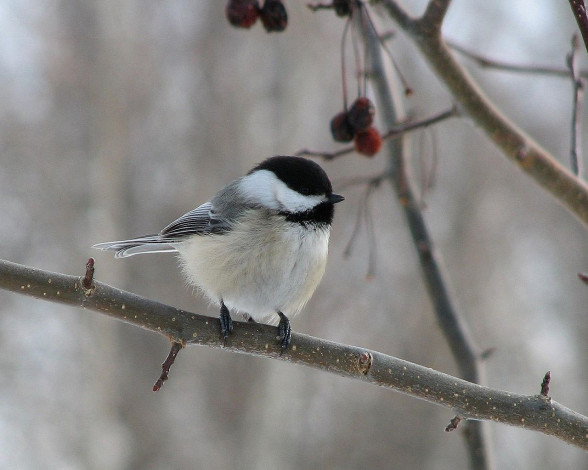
[{"x1": 93, "y1": 156, "x2": 344, "y2": 352}]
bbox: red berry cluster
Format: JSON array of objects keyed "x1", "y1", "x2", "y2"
[
  {"x1": 330, "y1": 97, "x2": 382, "y2": 157},
  {"x1": 225, "y1": 0, "x2": 288, "y2": 32}
]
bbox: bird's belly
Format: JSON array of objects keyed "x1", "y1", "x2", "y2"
[{"x1": 176, "y1": 221, "x2": 330, "y2": 323}]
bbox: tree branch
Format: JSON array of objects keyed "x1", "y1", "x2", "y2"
[
  {"x1": 363, "y1": 18, "x2": 492, "y2": 470},
  {"x1": 568, "y1": 0, "x2": 588, "y2": 53},
  {"x1": 1, "y1": 257, "x2": 587, "y2": 449},
  {"x1": 422, "y1": 0, "x2": 453, "y2": 30},
  {"x1": 378, "y1": 0, "x2": 588, "y2": 227}
]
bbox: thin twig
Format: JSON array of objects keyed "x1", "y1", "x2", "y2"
[
  {"x1": 1, "y1": 258, "x2": 587, "y2": 449},
  {"x1": 81, "y1": 257, "x2": 95, "y2": 293},
  {"x1": 363, "y1": 183, "x2": 378, "y2": 278},
  {"x1": 568, "y1": 0, "x2": 588, "y2": 53},
  {"x1": 306, "y1": 3, "x2": 336, "y2": 13},
  {"x1": 566, "y1": 34, "x2": 584, "y2": 177},
  {"x1": 540, "y1": 371, "x2": 551, "y2": 397},
  {"x1": 294, "y1": 106, "x2": 457, "y2": 160},
  {"x1": 153, "y1": 342, "x2": 183, "y2": 392},
  {"x1": 448, "y1": 41, "x2": 588, "y2": 78},
  {"x1": 361, "y1": 3, "x2": 412, "y2": 95},
  {"x1": 341, "y1": 17, "x2": 352, "y2": 109}
]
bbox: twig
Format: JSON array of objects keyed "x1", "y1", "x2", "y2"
[
  {"x1": 448, "y1": 41, "x2": 588, "y2": 79},
  {"x1": 568, "y1": 0, "x2": 588, "y2": 54},
  {"x1": 540, "y1": 371, "x2": 551, "y2": 397},
  {"x1": 381, "y1": 107, "x2": 457, "y2": 139},
  {"x1": 566, "y1": 35, "x2": 584, "y2": 177},
  {"x1": 81, "y1": 258, "x2": 95, "y2": 293},
  {"x1": 306, "y1": 3, "x2": 335, "y2": 13},
  {"x1": 1, "y1": 258, "x2": 587, "y2": 449},
  {"x1": 445, "y1": 415, "x2": 462, "y2": 432},
  {"x1": 579, "y1": 272, "x2": 588, "y2": 284},
  {"x1": 294, "y1": 106, "x2": 457, "y2": 160},
  {"x1": 153, "y1": 342, "x2": 183, "y2": 392},
  {"x1": 360, "y1": 4, "x2": 412, "y2": 95}
]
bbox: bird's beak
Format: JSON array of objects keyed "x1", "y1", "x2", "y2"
[{"x1": 328, "y1": 193, "x2": 345, "y2": 204}]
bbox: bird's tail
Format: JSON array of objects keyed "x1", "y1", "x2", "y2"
[{"x1": 93, "y1": 235, "x2": 177, "y2": 258}]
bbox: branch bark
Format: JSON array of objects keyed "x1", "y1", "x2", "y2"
[
  {"x1": 1, "y1": 258, "x2": 587, "y2": 449},
  {"x1": 378, "y1": 0, "x2": 588, "y2": 227}
]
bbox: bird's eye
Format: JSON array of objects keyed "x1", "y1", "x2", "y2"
[{"x1": 300, "y1": 187, "x2": 311, "y2": 195}]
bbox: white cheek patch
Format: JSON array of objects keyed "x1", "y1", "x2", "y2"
[
  {"x1": 239, "y1": 170, "x2": 282, "y2": 210},
  {"x1": 239, "y1": 170, "x2": 325, "y2": 212},
  {"x1": 274, "y1": 183, "x2": 324, "y2": 212}
]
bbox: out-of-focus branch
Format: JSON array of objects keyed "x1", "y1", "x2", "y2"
[
  {"x1": 449, "y1": 41, "x2": 588, "y2": 79},
  {"x1": 295, "y1": 106, "x2": 457, "y2": 160},
  {"x1": 567, "y1": 35, "x2": 585, "y2": 177},
  {"x1": 363, "y1": 18, "x2": 492, "y2": 470},
  {"x1": 1, "y1": 257, "x2": 587, "y2": 449},
  {"x1": 378, "y1": 0, "x2": 588, "y2": 227},
  {"x1": 422, "y1": 0, "x2": 452, "y2": 28},
  {"x1": 568, "y1": 0, "x2": 588, "y2": 53}
]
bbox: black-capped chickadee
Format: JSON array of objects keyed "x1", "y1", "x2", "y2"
[{"x1": 93, "y1": 156, "x2": 344, "y2": 352}]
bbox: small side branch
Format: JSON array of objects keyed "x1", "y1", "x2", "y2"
[
  {"x1": 540, "y1": 371, "x2": 551, "y2": 398},
  {"x1": 0, "y1": 258, "x2": 586, "y2": 449},
  {"x1": 448, "y1": 41, "x2": 588, "y2": 79},
  {"x1": 153, "y1": 342, "x2": 183, "y2": 392},
  {"x1": 295, "y1": 107, "x2": 457, "y2": 160}
]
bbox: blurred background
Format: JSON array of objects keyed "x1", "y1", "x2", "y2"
[{"x1": 1, "y1": 0, "x2": 587, "y2": 469}]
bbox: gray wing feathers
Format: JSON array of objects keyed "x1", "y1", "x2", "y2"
[
  {"x1": 93, "y1": 196, "x2": 238, "y2": 258},
  {"x1": 160, "y1": 202, "x2": 228, "y2": 238},
  {"x1": 93, "y1": 182, "x2": 248, "y2": 258},
  {"x1": 93, "y1": 235, "x2": 176, "y2": 258}
]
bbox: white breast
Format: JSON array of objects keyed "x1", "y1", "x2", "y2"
[{"x1": 175, "y1": 210, "x2": 330, "y2": 324}]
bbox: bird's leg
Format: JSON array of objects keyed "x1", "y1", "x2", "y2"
[
  {"x1": 219, "y1": 300, "x2": 233, "y2": 344},
  {"x1": 277, "y1": 311, "x2": 292, "y2": 354}
]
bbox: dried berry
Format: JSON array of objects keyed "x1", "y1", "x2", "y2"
[
  {"x1": 330, "y1": 111, "x2": 355, "y2": 143},
  {"x1": 259, "y1": 0, "x2": 288, "y2": 32},
  {"x1": 354, "y1": 127, "x2": 382, "y2": 157},
  {"x1": 347, "y1": 97, "x2": 375, "y2": 131},
  {"x1": 226, "y1": 0, "x2": 260, "y2": 29},
  {"x1": 333, "y1": 0, "x2": 352, "y2": 17}
]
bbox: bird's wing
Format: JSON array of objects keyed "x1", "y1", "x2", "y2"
[{"x1": 160, "y1": 201, "x2": 232, "y2": 240}]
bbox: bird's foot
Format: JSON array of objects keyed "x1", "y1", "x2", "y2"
[
  {"x1": 277, "y1": 312, "x2": 292, "y2": 355},
  {"x1": 219, "y1": 302, "x2": 233, "y2": 344}
]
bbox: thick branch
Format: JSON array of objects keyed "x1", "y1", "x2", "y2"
[
  {"x1": 422, "y1": 0, "x2": 453, "y2": 30},
  {"x1": 378, "y1": 0, "x2": 588, "y2": 226},
  {"x1": 0, "y1": 258, "x2": 587, "y2": 449},
  {"x1": 568, "y1": 0, "x2": 588, "y2": 53}
]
